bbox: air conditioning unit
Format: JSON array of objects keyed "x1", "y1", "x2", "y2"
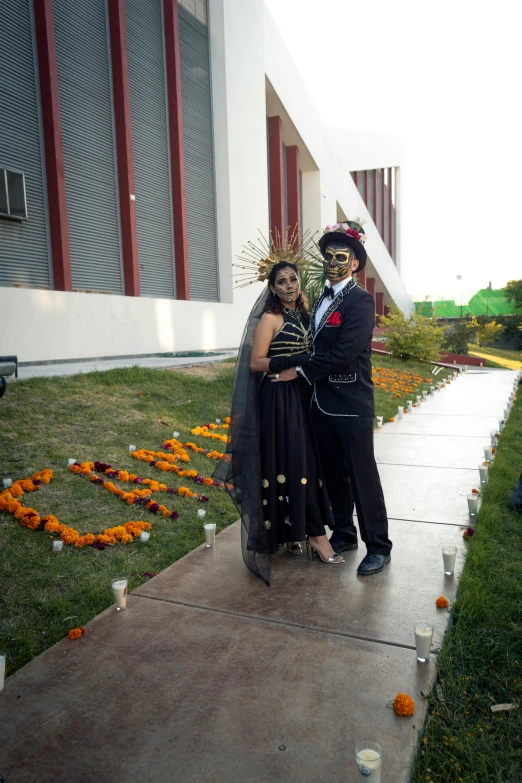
[{"x1": 0, "y1": 167, "x2": 28, "y2": 220}]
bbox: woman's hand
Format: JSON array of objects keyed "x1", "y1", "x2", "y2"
[{"x1": 269, "y1": 368, "x2": 298, "y2": 382}]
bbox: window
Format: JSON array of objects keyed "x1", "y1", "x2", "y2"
[{"x1": 0, "y1": 168, "x2": 28, "y2": 220}]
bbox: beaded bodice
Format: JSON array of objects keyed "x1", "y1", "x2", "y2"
[{"x1": 267, "y1": 309, "x2": 312, "y2": 358}]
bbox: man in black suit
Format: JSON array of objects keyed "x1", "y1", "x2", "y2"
[{"x1": 270, "y1": 221, "x2": 392, "y2": 575}]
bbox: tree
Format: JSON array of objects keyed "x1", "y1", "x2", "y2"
[
  {"x1": 505, "y1": 279, "x2": 522, "y2": 312},
  {"x1": 468, "y1": 316, "x2": 503, "y2": 347},
  {"x1": 379, "y1": 306, "x2": 444, "y2": 363}
]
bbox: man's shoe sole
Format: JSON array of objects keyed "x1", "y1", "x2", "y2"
[{"x1": 357, "y1": 556, "x2": 391, "y2": 576}]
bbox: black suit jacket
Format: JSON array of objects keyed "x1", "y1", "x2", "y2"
[{"x1": 270, "y1": 279, "x2": 376, "y2": 417}]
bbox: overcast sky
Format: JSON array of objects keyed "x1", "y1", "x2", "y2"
[{"x1": 264, "y1": 0, "x2": 522, "y2": 303}]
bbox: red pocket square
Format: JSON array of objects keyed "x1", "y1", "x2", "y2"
[{"x1": 327, "y1": 311, "x2": 342, "y2": 326}]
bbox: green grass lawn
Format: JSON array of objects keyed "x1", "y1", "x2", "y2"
[
  {"x1": 412, "y1": 389, "x2": 522, "y2": 783},
  {"x1": 467, "y1": 344, "x2": 522, "y2": 371},
  {"x1": 0, "y1": 353, "x2": 438, "y2": 676}
]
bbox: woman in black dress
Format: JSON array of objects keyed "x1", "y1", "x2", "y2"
[{"x1": 214, "y1": 253, "x2": 343, "y2": 585}]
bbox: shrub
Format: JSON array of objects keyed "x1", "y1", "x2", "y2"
[
  {"x1": 468, "y1": 316, "x2": 503, "y2": 347},
  {"x1": 442, "y1": 320, "x2": 471, "y2": 355},
  {"x1": 379, "y1": 306, "x2": 444, "y2": 363}
]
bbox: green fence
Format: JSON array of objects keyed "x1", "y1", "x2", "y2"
[{"x1": 415, "y1": 288, "x2": 517, "y2": 318}]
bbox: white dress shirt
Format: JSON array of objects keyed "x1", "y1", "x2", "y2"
[{"x1": 314, "y1": 276, "x2": 352, "y2": 331}]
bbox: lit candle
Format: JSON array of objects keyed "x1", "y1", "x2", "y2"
[
  {"x1": 2, "y1": 478, "x2": 12, "y2": 489},
  {"x1": 478, "y1": 463, "x2": 488, "y2": 485},
  {"x1": 139, "y1": 531, "x2": 150, "y2": 542},
  {"x1": 0, "y1": 652, "x2": 5, "y2": 694},
  {"x1": 197, "y1": 508, "x2": 207, "y2": 519},
  {"x1": 204, "y1": 523, "x2": 216, "y2": 548},
  {"x1": 467, "y1": 493, "x2": 479, "y2": 517},
  {"x1": 442, "y1": 546, "x2": 457, "y2": 575},
  {"x1": 354, "y1": 742, "x2": 382, "y2": 783},
  {"x1": 414, "y1": 622, "x2": 434, "y2": 662},
  {"x1": 67, "y1": 459, "x2": 77, "y2": 467},
  {"x1": 376, "y1": 416, "x2": 383, "y2": 428},
  {"x1": 129, "y1": 445, "x2": 136, "y2": 452},
  {"x1": 111, "y1": 577, "x2": 128, "y2": 611},
  {"x1": 52, "y1": 540, "x2": 64, "y2": 553},
  {"x1": 397, "y1": 406, "x2": 404, "y2": 418}
]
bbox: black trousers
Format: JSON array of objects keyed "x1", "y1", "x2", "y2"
[{"x1": 311, "y1": 403, "x2": 392, "y2": 556}]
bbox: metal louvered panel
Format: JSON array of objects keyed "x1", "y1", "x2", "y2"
[
  {"x1": 53, "y1": 0, "x2": 123, "y2": 294},
  {"x1": 178, "y1": 2, "x2": 219, "y2": 302},
  {"x1": 367, "y1": 169, "x2": 375, "y2": 223},
  {"x1": 0, "y1": 1, "x2": 51, "y2": 289},
  {"x1": 126, "y1": 0, "x2": 175, "y2": 298}
]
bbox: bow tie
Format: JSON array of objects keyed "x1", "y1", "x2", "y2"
[{"x1": 323, "y1": 285, "x2": 335, "y2": 299}]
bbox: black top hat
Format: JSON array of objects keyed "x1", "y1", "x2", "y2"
[{"x1": 318, "y1": 221, "x2": 367, "y2": 271}]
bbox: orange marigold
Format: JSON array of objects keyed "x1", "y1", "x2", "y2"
[
  {"x1": 9, "y1": 483, "x2": 24, "y2": 498},
  {"x1": 436, "y1": 595, "x2": 449, "y2": 608},
  {"x1": 389, "y1": 417, "x2": 395, "y2": 422},
  {"x1": 394, "y1": 693, "x2": 415, "y2": 716},
  {"x1": 68, "y1": 628, "x2": 82, "y2": 639}
]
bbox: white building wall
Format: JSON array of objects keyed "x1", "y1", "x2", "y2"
[{"x1": 0, "y1": 0, "x2": 413, "y2": 364}]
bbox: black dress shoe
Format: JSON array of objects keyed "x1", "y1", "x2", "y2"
[
  {"x1": 357, "y1": 553, "x2": 391, "y2": 575},
  {"x1": 329, "y1": 537, "x2": 358, "y2": 553}
]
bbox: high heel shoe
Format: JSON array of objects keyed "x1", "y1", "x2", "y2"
[
  {"x1": 306, "y1": 538, "x2": 344, "y2": 564},
  {"x1": 286, "y1": 541, "x2": 303, "y2": 555}
]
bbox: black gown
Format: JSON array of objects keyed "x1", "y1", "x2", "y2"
[{"x1": 260, "y1": 309, "x2": 334, "y2": 551}]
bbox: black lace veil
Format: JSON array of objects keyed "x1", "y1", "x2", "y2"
[{"x1": 212, "y1": 288, "x2": 271, "y2": 585}]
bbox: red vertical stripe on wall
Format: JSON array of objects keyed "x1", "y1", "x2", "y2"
[
  {"x1": 364, "y1": 170, "x2": 369, "y2": 206},
  {"x1": 366, "y1": 277, "x2": 376, "y2": 298},
  {"x1": 381, "y1": 169, "x2": 385, "y2": 247},
  {"x1": 268, "y1": 116, "x2": 284, "y2": 244},
  {"x1": 375, "y1": 291, "x2": 384, "y2": 319},
  {"x1": 33, "y1": 0, "x2": 72, "y2": 291},
  {"x1": 286, "y1": 145, "x2": 300, "y2": 245},
  {"x1": 357, "y1": 265, "x2": 366, "y2": 289},
  {"x1": 372, "y1": 169, "x2": 377, "y2": 224},
  {"x1": 108, "y1": 0, "x2": 140, "y2": 296},
  {"x1": 164, "y1": 0, "x2": 190, "y2": 300}
]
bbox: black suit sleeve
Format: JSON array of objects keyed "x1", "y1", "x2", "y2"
[
  {"x1": 268, "y1": 352, "x2": 310, "y2": 374},
  {"x1": 299, "y1": 295, "x2": 375, "y2": 385}
]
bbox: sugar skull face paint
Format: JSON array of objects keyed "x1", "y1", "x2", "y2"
[
  {"x1": 269, "y1": 264, "x2": 301, "y2": 304},
  {"x1": 322, "y1": 244, "x2": 359, "y2": 283}
]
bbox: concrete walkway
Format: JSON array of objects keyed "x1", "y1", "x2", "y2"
[
  {"x1": 15, "y1": 350, "x2": 237, "y2": 379},
  {"x1": 0, "y1": 368, "x2": 517, "y2": 782}
]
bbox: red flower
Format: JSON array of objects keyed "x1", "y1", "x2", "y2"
[{"x1": 327, "y1": 311, "x2": 342, "y2": 326}]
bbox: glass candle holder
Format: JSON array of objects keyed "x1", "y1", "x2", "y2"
[
  {"x1": 467, "y1": 493, "x2": 479, "y2": 517},
  {"x1": 490, "y1": 430, "x2": 498, "y2": 445},
  {"x1": 414, "y1": 622, "x2": 434, "y2": 662},
  {"x1": 204, "y1": 523, "x2": 216, "y2": 548},
  {"x1": 139, "y1": 531, "x2": 150, "y2": 542},
  {"x1": 416, "y1": 395, "x2": 422, "y2": 404},
  {"x1": 354, "y1": 742, "x2": 382, "y2": 783},
  {"x1": 172, "y1": 431, "x2": 180, "y2": 438},
  {"x1": 2, "y1": 478, "x2": 12, "y2": 489},
  {"x1": 397, "y1": 406, "x2": 404, "y2": 418},
  {"x1": 478, "y1": 463, "x2": 488, "y2": 485},
  {"x1": 111, "y1": 577, "x2": 128, "y2": 611},
  {"x1": 437, "y1": 382, "x2": 442, "y2": 390},
  {"x1": 129, "y1": 444, "x2": 136, "y2": 452},
  {"x1": 430, "y1": 386, "x2": 435, "y2": 395},
  {"x1": 422, "y1": 390, "x2": 428, "y2": 400},
  {"x1": 376, "y1": 416, "x2": 383, "y2": 428},
  {"x1": 442, "y1": 545, "x2": 457, "y2": 575},
  {"x1": 67, "y1": 459, "x2": 77, "y2": 467},
  {"x1": 52, "y1": 540, "x2": 64, "y2": 553},
  {"x1": 407, "y1": 400, "x2": 413, "y2": 411},
  {"x1": 499, "y1": 419, "x2": 505, "y2": 432},
  {"x1": 484, "y1": 446, "x2": 492, "y2": 462}
]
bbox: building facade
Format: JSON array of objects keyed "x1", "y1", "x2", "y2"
[{"x1": 0, "y1": 0, "x2": 413, "y2": 364}]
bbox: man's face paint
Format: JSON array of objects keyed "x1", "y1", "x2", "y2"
[{"x1": 322, "y1": 244, "x2": 359, "y2": 283}]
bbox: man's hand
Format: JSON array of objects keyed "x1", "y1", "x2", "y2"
[{"x1": 269, "y1": 368, "x2": 298, "y2": 382}]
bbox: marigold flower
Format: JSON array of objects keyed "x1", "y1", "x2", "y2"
[
  {"x1": 436, "y1": 595, "x2": 449, "y2": 608},
  {"x1": 389, "y1": 417, "x2": 395, "y2": 422},
  {"x1": 67, "y1": 628, "x2": 84, "y2": 639},
  {"x1": 394, "y1": 693, "x2": 415, "y2": 716},
  {"x1": 463, "y1": 527, "x2": 475, "y2": 540},
  {"x1": 471, "y1": 488, "x2": 479, "y2": 494}
]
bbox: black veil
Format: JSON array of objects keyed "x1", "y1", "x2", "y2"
[{"x1": 212, "y1": 288, "x2": 272, "y2": 585}]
